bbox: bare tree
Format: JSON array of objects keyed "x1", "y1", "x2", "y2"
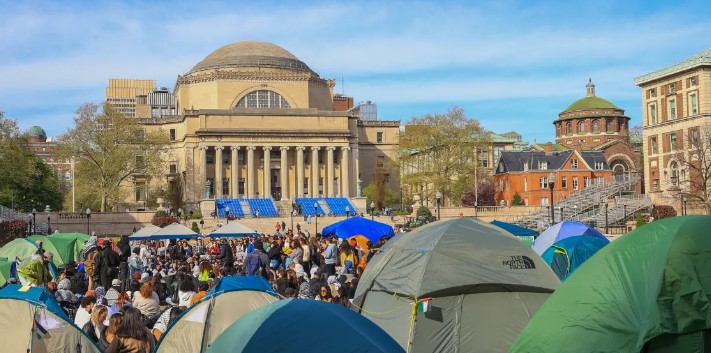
[{"x1": 673, "y1": 125, "x2": 711, "y2": 214}]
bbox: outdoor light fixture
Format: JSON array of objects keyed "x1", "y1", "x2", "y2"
[
  {"x1": 547, "y1": 172, "x2": 556, "y2": 224},
  {"x1": 314, "y1": 202, "x2": 319, "y2": 234},
  {"x1": 86, "y1": 208, "x2": 91, "y2": 235},
  {"x1": 435, "y1": 191, "x2": 442, "y2": 221},
  {"x1": 225, "y1": 205, "x2": 230, "y2": 224},
  {"x1": 370, "y1": 201, "x2": 375, "y2": 220}
]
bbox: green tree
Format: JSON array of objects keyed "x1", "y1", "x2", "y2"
[
  {"x1": 416, "y1": 206, "x2": 432, "y2": 218},
  {"x1": 635, "y1": 213, "x2": 647, "y2": 228},
  {"x1": 57, "y1": 102, "x2": 169, "y2": 211},
  {"x1": 362, "y1": 179, "x2": 396, "y2": 210},
  {"x1": 511, "y1": 192, "x2": 523, "y2": 206},
  {"x1": 399, "y1": 107, "x2": 490, "y2": 206},
  {"x1": 0, "y1": 112, "x2": 63, "y2": 211},
  {"x1": 191, "y1": 221, "x2": 200, "y2": 234}
]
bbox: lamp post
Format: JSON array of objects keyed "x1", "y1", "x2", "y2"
[
  {"x1": 573, "y1": 204, "x2": 578, "y2": 221},
  {"x1": 177, "y1": 208, "x2": 183, "y2": 224},
  {"x1": 670, "y1": 173, "x2": 680, "y2": 215},
  {"x1": 45, "y1": 205, "x2": 51, "y2": 235},
  {"x1": 370, "y1": 201, "x2": 375, "y2": 221},
  {"x1": 199, "y1": 219, "x2": 204, "y2": 234},
  {"x1": 314, "y1": 202, "x2": 319, "y2": 234},
  {"x1": 683, "y1": 196, "x2": 688, "y2": 216},
  {"x1": 32, "y1": 208, "x2": 36, "y2": 235},
  {"x1": 547, "y1": 172, "x2": 556, "y2": 224},
  {"x1": 558, "y1": 206, "x2": 563, "y2": 222},
  {"x1": 225, "y1": 206, "x2": 230, "y2": 224},
  {"x1": 290, "y1": 203, "x2": 295, "y2": 232},
  {"x1": 86, "y1": 208, "x2": 91, "y2": 235},
  {"x1": 435, "y1": 191, "x2": 442, "y2": 221},
  {"x1": 604, "y1": 201, "x2": 609, "y2": 234},
  {"x1": 345, "y1": 206, "x2": 351, "y2": 219}
]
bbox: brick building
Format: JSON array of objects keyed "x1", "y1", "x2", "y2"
[{"x1": 25, "y1": 126, "x2": 72, "y2": 194}]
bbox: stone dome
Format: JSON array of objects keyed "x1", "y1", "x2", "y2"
[
  {"x1": 27, "y1": 126, "x2": 47, "y2": 140},
  {"x1": 563, "y1": 96, "x2": 620, "y2": 113},
  {"x1": 188, "y1": 41, "x2": 313, "y2": 74}
]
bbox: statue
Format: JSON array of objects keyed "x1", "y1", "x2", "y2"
[
  {"x1": 206, "y1": 179, "x2": 213, "y2": 199},
  {"x1": 357, "y1": 178, "x2": 362, "y2": 197}
]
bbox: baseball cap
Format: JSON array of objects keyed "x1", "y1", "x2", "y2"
[{"x1": 112, "y1": 279, "x2": 122, "y2": 287}]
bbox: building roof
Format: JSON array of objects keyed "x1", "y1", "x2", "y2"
[
  {"x1": 496, "y1": 150, "x2": 609, "y2": 175},
  {"x1": 188, "y1": 41, "x2": 314, "y2": 74},
  {"x1": 562, "y1": 96, "x2": 620, "y2": 113},
  {"x1": 634, "y1": 47, "x2": 711, "y2": 85},
  {"x1": 27, "y1": 126, "x2": 47, "y2": 140}
]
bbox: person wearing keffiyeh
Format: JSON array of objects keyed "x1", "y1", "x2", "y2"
[{"x1": 82, "y1": 236, "x2": 99, "y2": 262}]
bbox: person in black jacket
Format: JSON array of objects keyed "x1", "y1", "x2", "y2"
[
  {"x1": 116, "y1": 235, "x2": 131, "y2": 291},
  {"x1": 216, "y1": 238, "x2": 234, "y2": 268},
  {"x1": 96, "y1": 240, "x2": 120, "y2": 290}
]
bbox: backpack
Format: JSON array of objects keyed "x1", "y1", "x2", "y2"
[
  {"x1": 84, "y1": 250, "x2": 98, "y2": 277},
  {"x1": 246, "y1": 254, "x2": 260, "y2": 276}
]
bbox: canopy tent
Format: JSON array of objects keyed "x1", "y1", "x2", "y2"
[
  {"x1": 28, "y1": 235, "x2": 77, "y2": 267},
  {"x1": 510, "y1": 216, "x2": 711, "y2": 353},
  {"x1": 354, "y1": 217, "x2": 560, "y2": 353},
  {"x1": 490, "y1": 220, "x2": 538, "y2": 245},
  {"x1": 208, "y1": 222, "x2": 259, "y2": 238},
  {"x1": 155, "y1": 276, "x2": 278, "y2": 353},
  {"x1": 205, "y1": 299, "x2": 404, "y2": 353},
  {"x1": 541, "y1": 235, "x2": 608, "y2": 281},
  {"x1": 48, "y1": 232, "x2": 90, "y2": 260},
  {"x1": 531, "y1": 221, "x2": 607, "y2": 255},
  {"x1": 320, "y1": 216, "x2": 394, "y2": 244},
  {"x1": 133, "y1": 223, "x2": 199, "y2": 240},
  {"x1": 0, "y1": 284, "x2": 101, "y2": 353},
  {"x1": 129, "y1": 225, "x2": 162, "y2": 240}
]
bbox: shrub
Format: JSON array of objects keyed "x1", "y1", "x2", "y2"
[
  {"x1": 416, "y1": 206, "x2": 432, "y2": 218},
  {"x1": 191, "y1": 221, "x2": 200, "y2": 234},
  {"x1": 653, "y1": 205, "x2": 677, "y2": 220},
  {"x1": 635, "y1": 213, "x2": 647, "y2": 228},
  {"x1": 184, "y1": 212, "x2": 203, "y2": 220},
  {"x1": 154, "y1": 210, "x2": 169, "y2": 218},
  {"x1": 0, "y1": 220, "x2": 29, "y2": 247},
  {"x1": 511, "y1": 193, "x2": 524, "y2": 206},
  {"x1": 152, "y1": 216, "x2": 176, "y2": 227}
]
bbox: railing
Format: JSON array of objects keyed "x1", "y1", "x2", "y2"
[{"x1": 0, "y1": 204, "x2": 49, "y2": 234}]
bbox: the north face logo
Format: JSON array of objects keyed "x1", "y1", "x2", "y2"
[{"x1": 503, "y1": 256, "x2": 536, "y2": 269}]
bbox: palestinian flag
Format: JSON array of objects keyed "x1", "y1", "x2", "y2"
[
  {"x1": 34, "y1": 319, "x2": 48, "y2": 340},
  {"x1": 417, "y1": 298, "x2": 432, "y2": 313}
]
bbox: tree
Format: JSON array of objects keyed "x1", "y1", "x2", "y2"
[
  {"x1": 399, "y1": 107, "x2": 490, "y2": 206},
  {"x1": 635, "y1": 213, "x2": 647, "y2": 227},
  {"x1": 672, "y1": 126, "x2": 711, "y2": 214},
  {"x1": 362, "y1": 177, "x2": 396, "y2": 210},
  {"x1": 57, "y1": 102, "x2": 169, "y2": 211},
  {"x1": 0, "y1": 112, "x2": 63, "y2": 212},
  {"x1": 511, "y1": 192, "x2": 523, "y2": 206},
  {"x1": 460, "y1": 179, "x2": 496, "y2": 206}
]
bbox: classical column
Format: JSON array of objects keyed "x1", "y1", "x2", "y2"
[
  {"x1": 231, "y1": 146, "x2": 240, "y2": 197},
  {"x1": 341, "y1": 146, "x2": 351, "y2": 197},
  {"x1": 214, "y1": 147, "x2": 224, "y2": 198},
  {"x1": 280, "y1": 147, "x2": 289, "y2": 200},
  {"x1": 246, "y1": 147, "x2": 256, "y2": 198},
  {"x1": 263, "y1": 147, "x2": 272, "y2": 199},
  {"x1": 326, "y1": 147, "x2": 335, "y2": 197},
  {"x1": 353, "y1": 147, "x2": 360, "y2": 197},
  {"x1": 296, "y1": 147, "x2": 305, "y2": 198},
  {"x1": 311, "y1": 147, "x2": 320, "y2": 197},
  {"x1": 200, "y1": 146, "x2": 208, "y2": 199}
]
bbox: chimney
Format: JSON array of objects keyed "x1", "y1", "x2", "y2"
[
  {"x1": 544, "y1": 142, "x2": 553, "y2": 153},
  {"x1": 573, "y1": 142, "x2": 582, "y2": 152}
]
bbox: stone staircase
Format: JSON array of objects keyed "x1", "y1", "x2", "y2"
[{"x1": 317, "y1": 200, "x2": 332, "y2": 216}]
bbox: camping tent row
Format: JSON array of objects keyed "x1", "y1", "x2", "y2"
[
  {"x1": 130, "y1": 222, "x2": 258, "y2": 241},
  {"x1": 0, "y1": 232, "x2": 90, "y2": 276}
]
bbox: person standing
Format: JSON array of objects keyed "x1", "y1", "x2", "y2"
[
  {"x1": 116, "y1": 235, "x2": 131, "y2": 291},
  {"x1": 96, "y1": 240, "x2": 120, "y2": 290},
  {"x1": 17, "y1": 254, "x2": 52, "y2": 288},
  {"x1": 323, "y1": 237, "x2": 338, "y2": 277},
  {"x1": 216, "y1": 238, "x2": 234, "y2": 269}
]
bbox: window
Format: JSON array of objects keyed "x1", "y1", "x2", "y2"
[
  {"x1": 135, "y1": 156, "x2": 145, "y2": 170},
  {"x1": 595, "y1": 161, "x2": 604, "y2": 170},
  {"x1": 376, "y1": 156, "x2": 385, "y2": 169},
  {"x1": 592, "y1": 120, "x2": 599, "y2": 133},
  {"x1": 584, "y1": 176, "x2": 590, "y2": 188},
  {"x1": 223, "y1": 150, "x2": 230, "y2": 165},
  {"x1": 689, "y1": 76, "x2": 698, "y2": 87},
  {"x1": 691, "y1": 129, "x2": 699, "y2": 147},
  {"x1": 578, "y1": 121, "x2": 586, "y2": 133},
  {"x1": 571, "y1": 159, "x2": 578, "y2": 169},
  {"x1": 649, "y1": 88, "x2": 657, "y2": 97},
  {"x1": 169, "y1": 164, "x2": 177, "y2": 174},
  {"x1": 650, "y1": 137, "x2": 658, "y2": 154},
  {"x1": 561, "y1": 177, "x2": 567, "y2": 188},
  {"x1": 540, "y1": 197, "x2": 548, "y2": 206},
  {"x1": 524, "y1": 178, "x2": 528, "y2": 192},
  {"x1": 206, "y1": 150, "x2": 214, "y2": 164},
  {"x1": 538, "y1": 161, "x2": 548, "y2": 170},
  {"x1": 668, "y1": 83, "x2": 676, "y2": 94},
  {"x1": 572, "y1": 177, "x2": 579, "y2": 190},
  {"x1": 238, "y1": 151, "x2": 244, "y2": 165},
  {"x1": 376, "y1": 132, "x2": 384, "y2": 143},
  {"x1": 222, "y1": 178, "x2": 230, "y2": 196},
  {"x1": 669, "y1": 99, "x2": 676, "y2": 119},
  {"x1": 523, "y1": 162, "x2": 529, "y2": 171},
  {"x1": 649, "y1": 104, "x2": 657, "y2": 125},
  {"x1": 566, "y1": 123, "x2": 573, "y2": 135},
  {"x1": 499, "y1": 180, "x2": 504, "y2": 191},
  {"x1": 606, "y1": 120, "x2": 612, "y2": 132},
  {"x1": 135, "y1": 182, "x2": 146, "y2": 202},
  {"x1": 539, "y1": 177, "x2": 548, "y2": 189},
  {"x1": 238, "y1": 178, "x2": 245, "y2": 195},
  {"x1": 670, "y1": 133, "x2": 678, "y2": 151},
  {"x1": 235, "y1": 90, "x2": 291, "y2": 108},
  {"x1": 690, "y1": 94, "x2": 698, "y2": 115},
  {"x1": 169, "y1": 129, "x2": 176, "y2": 141}
]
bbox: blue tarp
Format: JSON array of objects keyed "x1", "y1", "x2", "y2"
[
  {"x1": 208, "y1": 276, "x2": 275, "y2": 295},
  {"x1": 205, "y1": 299, "x2": 404, "y2": 353},
  {"x1": 0, "y1": 284, "x2": 69, "y2": 321},
  {"x1": 321, "y1": 216, "x2": 394, "y2": 243},
  {"x1": 541, "y1": 236, "x2": 609, "y2": 281},
  {"x1": 532, "y1": 221, "x2": 608, "y2": 255}
]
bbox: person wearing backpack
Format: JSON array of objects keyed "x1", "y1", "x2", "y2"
[{"x1": 245, "y1": 240, "x2": 269, "y2": 279}]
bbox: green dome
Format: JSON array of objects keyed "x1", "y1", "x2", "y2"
[
  {"x1": 563, "y1": 97, "x2": 619, "y2": 113},
  {"x1": 27, "y1": 126, "x2": 47, "y2": 139}
]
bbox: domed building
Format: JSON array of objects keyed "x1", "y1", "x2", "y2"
[
  {"x1": 24, "y1": 125, "x2": 73, "y2": 194},
  {"x1": 124, "y1": 41, "x2": 399, "y2": 213},
  {"x1": 27, "y1": 125, "x2": 48, "y2": 142}
]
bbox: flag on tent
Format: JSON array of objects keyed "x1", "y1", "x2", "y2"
[
  {"x1": 417, "y1": 298, "x2": 431, "y2": 313},
  {"x1": 34, "y1": 318, "x2": 48, "y2": 340}
]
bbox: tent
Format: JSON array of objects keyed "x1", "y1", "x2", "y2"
[
  {"x1": 48, "y1": 232, "x2": 90, "y2": 260},
  {"x1": 129, "y1": 225, "x2": 161, "y2": 240},
  {"x1": 28, "y1": 235, "x2": 77, "y2": 267},
  {"x1": 321, "y1": 216, "x2": 394, "y2": 244},
  {"x1": 0, "y1": 259, "x2": 15, "y2": 287},
  {"x1": 208, "y1": 222, "x2": 259, "y2": 238},
  {"x1": 510, "y1": 216, "x2": 711, "y2": 353},
  {"x1": 155, "y1": 276, "x2": 279, "y2": 353},
  {"x1": 0, "y1": 239, "x2": 39, "y2": 267},
  {"x1": 490, "y1": 220, "x2": 538, "y2": 245},
  {"x1": 540, "y1": 235, "x2": 608, "y2": 281},
  {"x1": 531, "y1": 221, "x2": 607, "y2": 255},
  {"x1": 0, "y1": 284, "x2": 101, "y2": 353},
  {"x1": 205, "y1": 298, "x2": 404, "y2": 353},
  {"x1": 354, "y1": 217, "x2": 560, "y2": 353},
  {"x1": 132, "y1": 223, "x2": 198, "y2": 240}
]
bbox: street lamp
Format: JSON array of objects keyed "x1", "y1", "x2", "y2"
[
  {"x1": 45, "y1": 205, "x2": 51, "y2": 235},
  {"x1": 547, "y1": 172, "x2": 556, "y2": 224},
  {"x1": 573, "y1": 204, "x2": 578, "y2": 221},
  {"x1": 345, "y1": 206, "x2": 351, "y2": 219},
  {"x1": 370, "y1": 201, "x2": 375, "y2": 220},
  {"x1": 86, "y1": 208, "x2": 91, "y2": 235},
  {"x1": 623, "y1": 204, "x2": 627, "y2": 223},
  {"x1": 435, "y1": 191, "x2": 442, "y2": 221},
  {"x1": 225, "y1": 206, "x2": 230, "y2": 224},
  {"x1": 291, "y1": 203, "x2": 296, "y2": 232},
  {"x1": 683, "y1": 196, "x2": 688, "y2": 216},
  {"x1": 604, "y1": 200, "x2": 609, "y2": 234},
  {"x1": 558, "y1": 206, "x2": 563, "y2": 222},
  {"x1": 32, "y1": 208, "x2": 36, "y2": 235},
  {"x1": 314, "y1": 202, "x2": 319, "y2": 234},
  {"x1": 177, "y1": 208, "x2": 183, "y2": 224}
]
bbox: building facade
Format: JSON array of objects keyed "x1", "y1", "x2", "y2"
[
  {"x1": 25, "y1": 126, "x2": 73, "y2": 195},
  {"x1": 634, "y1": 48, "x2": 711, "y2": 213},
  {"x1": 117, "y1": 41, "x2": 400, "y2": 210},
  {"x1": 106, "y1": 79, "x2": 156, "y2": 118}
]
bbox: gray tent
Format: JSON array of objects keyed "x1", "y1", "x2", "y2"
[
  {"x1": 354, "y1": 218, "x2": 560, "y2": 353},
  {"x1": 129, "y1": 225, "x2": 161, "y2": 240},
  {"x1": 208, "y1": 222, "x2": 259, "y2": 238}
]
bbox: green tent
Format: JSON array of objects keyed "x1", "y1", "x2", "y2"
[
  {"x1": 0, "y1": 259, "x2": 13, "y2": 287},
  {"x1": 49, "y1": 232, "x2": 90, "y2": 260},
  {"x1": 28, "y1": 235, "x2": 77, "y2": 267},
  {"x1": 0, "y1": 239, "x2": 40, "y2": 267},
  {"x1": 509, "y1": 215, "x2": 711, "y2": 353}
]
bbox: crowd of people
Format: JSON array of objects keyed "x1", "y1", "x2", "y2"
[{"x1": 14, "y1": 227, "x2": 391, "y2": 352}]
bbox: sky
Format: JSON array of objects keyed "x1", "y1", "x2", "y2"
[{"x1": 1, "y1": 0, "x2": 710, "y2": 144}]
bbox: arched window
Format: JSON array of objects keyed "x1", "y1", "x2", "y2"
[
  {"x1": 670, "y1": 161, "x2": 679, "y2": 186},
  {"x1": 606, "y1": 120, "x2": 612, "y2": 132},
  {"x1": 578, "y1": 121, "x2": 586, "y2": 133},
  {"x1": 235, "y1": 90, "x2": 291, "y2": 108},
  {"x1": 566, "y1": 123, "x2": 572, "y2": 135},
  {"x1": 592, "y1": 120, "x2": 599, "y2": 133}
]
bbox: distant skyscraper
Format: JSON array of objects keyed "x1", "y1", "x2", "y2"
[
  {"x1": 105, "y1": 79, "x2": 156, "y2": 117},
  {"x1": 350, "y1": 101, "x2": 378, "y2": 121}
]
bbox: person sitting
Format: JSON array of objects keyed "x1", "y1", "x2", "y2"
[
  {"x1": 105, "y1": 279, "x2": 122, "y2": 306},
  {"x1": 191, "y1": 281, "x2": 210, "y2": 304},
  {"x1": 106, "y1": 307, "x2": 156, "y2": 353},
  {"x1": 151, "y1": 306, "x2": 186, "y2": 341},
  {"x1": 104, "y1": 312, "x2": 124, "y2": 346},
  {"x1": 82, "y1": 305, "x2": 109, "y2": 351},
  {"x1": 75, "y1": 296, "x2": 96, "y2": 329},
  {"x1": 132, "y1": 282, "x2": 161, "y2": 325},
  {"x1": 55, "y1": 278, "x2": 78, "y2": 308},
  {"x1": 177, "y1": 279, "x2": 196, "y2": 307}
]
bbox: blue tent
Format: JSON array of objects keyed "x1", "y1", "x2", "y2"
[
  {"x1": 0, "y1": 284, "x2": 67, "y2": 319},
  {"x1": 208, "y1": 275, "x2": 275, "y2": 295},
  {"x1": 541, "y1": 236, "x2": 609, "y2": 281},
  {"x1": 321, "y1": 216, "x2": 394, "y2": 243},
  {"x1": 532, "y1": 221, "x2": 608, "y2": 255},
  {"x1": 205, "y1": 298, "x2": 404, "y2": 353},
  {"x1": 490, "y1": 220, "x2": 538, "y2": 245}
]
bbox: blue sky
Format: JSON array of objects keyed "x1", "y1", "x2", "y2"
[{"x1": 1, "y1": 1, "x2": 710, "y2": 144}]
